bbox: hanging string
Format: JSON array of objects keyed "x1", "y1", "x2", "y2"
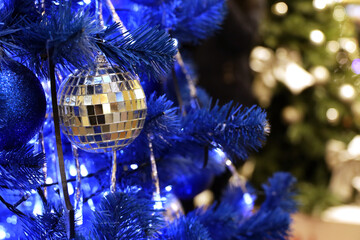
[
  {"x1": 72, "y1": 145, "x2": 83, "y2": 225},
  {"x1": 148, "y1": 133, "x2": 163, "y2": 209},
  {"x1": 104, "y1": 0, "x2": 127, "y2": 34},
  {"x1": 96, "y1": 0, "x2": 105, "y2": 28},
  {"x1": 37, "y1": 127, "x2": 47, "y2": 198},
  {"x1": 110, "y1": 149, "x2": 117, "y2": 193}
]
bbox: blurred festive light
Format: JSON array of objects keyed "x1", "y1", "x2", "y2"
[
  {"x1": 333, "y1": 5, "x2": 346, "y2": 21},
  {"x1": 165, "y1": 185, "x2": 173, "y2": 192},
  {"x1": 69, "y1": 165, "x2": 77, "y2": 177},
  {"x1": 83, "y1": 0, "x2": 91, "y2": 4},
  {"x1": 282, "y1": 106, "x2": 303, "y2": 124},
  {"x1": 68, "y1": 183, "x2": 74, "y2": 195},
  {"x1": 310, "y1": 29, "x2": 325, "y2": 45},
  {"x1": 310, "y1": 66, "x2": 330, "y2": 84},
  {"x1": 80, "y1": 164, "x2": 88, "y2": 177},
  {"x1": 327, "y1": 40, "x2": 340, "y2": 53},
  {"x1": 88, "y1": 199, "x2": 96, "y2": 211},
  {"x1": 339, "y1": 84, "x2": 356, "y2": 101},
  {"x1": 345, "y1": 4, "x2": 360, "y2": 20},
  {"x1": 250, "y1": 46, "x2": 273, "y2": 72},
  {"x1": 352, "y1": 176, "x2": 360, "y2": 191},
  {"x1": 194, "y1": 190, "x2": 214, "y2": 208},
  {"x1": 313, "y1": 0, "x2": 334, "y2": 10},
  {"x1": 0, "y1": 226, "x2": 6, "y2": 240},
  {"x1": 272, "y1": 2, "x2": 288, "y2": 15},
  {"x1": 351, "y1": 59, "x2": 360, "y2": 74},
  {"x1": 347, "y1": 135, "x2": 360, "y2": 157},
  {"x1": 313, "y1": 0, "x2": 327, "y2": 9},
  {"x1": 45, "y1": 177, "x2": 53, "y2": 184},
  {"x1": 243, "y1": 193, "x2": 254, "y2": 206},
  {"x1": 283, "y1": 63, "x2": 315, "y2": 94},
  {"x1": 326, "y1": 108, "x2": 339, "y2": 122},
  {"x1": 33, "y1": 199, "x2": 43, "y2": 216},
  {"x1": 322, "y1": 205, "x2": 360, "y2": 225},
  {"x1": 130, "y1": 164, "x2": 138, "y2": 170},
  {"x1": 340, "y1": 38, "x2": 357, "y2": 53}
]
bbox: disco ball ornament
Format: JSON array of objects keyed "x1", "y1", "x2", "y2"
[
  {"x1": 0, "y1": 60, "x2": 46, "y2": 150},
  {"x1": 57, "y1": 55, "x2": 147, "y2": 153}
]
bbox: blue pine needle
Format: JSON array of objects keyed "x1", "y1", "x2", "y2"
[
  {"x1": 237, "y1": 208, "x2": 292, "y2": 240},
  {"x1": 0, "y1": 145, "x2": 45, "y2": 190},
  {"x1": 10, "y1": 2, "x2": 176, "y2": 79},
  {"x1": 188, "y1": 203, "x2": 239, "y2": 240},
  {"x1": 159, "y1": 216, "x2": 212, "y2": 240},
  {"x1": 261, "y1": 172, "x2": 298, "y2": 213},
  {"x1": 173, "y1": 0, "x2": 228, "y2": 44},
  {"x1": 91, "y1": 191, "x2": 164, "y2": 239},
  {"x1": 120, "y1": 93, "x2": 179, "y2": 163},
  {"x1": 182, "y1": 102, "x2": 269, "y2": 161},
  {"x1": 22, "y1": 205, "x2": 68, "y2": 240}
]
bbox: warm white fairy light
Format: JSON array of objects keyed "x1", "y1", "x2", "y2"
[
  {"x1": 194, "y1": 190, "x2": 214, "y2": 208},
  {"x1": 272, "y1": 2, "x2": 288, "y2": 15},
  {"x1": 310, "y1": 65, "x2": 330, "y2": 84},
  {"x1": 339, "y1": 38, "x2": 357, "y2": 53},
  {"x1": 347, "y1": 135, "x2": 360, "y2": 157},
  {"x1": 327, "y1": 40, "x2": 340, "y2": 53},
  {"x1": 310, "y1": 29, "x2": 325, "y2": 45},
  {"x1": 283, "y1": 63, "x2": 315, "y2": 94},
  {"x1": 339, "y1": 84, "x2": 356, "y2": 101},
  {"x1": 326, "y1": 108, "x2": 339, "y2": 122},
  {"x1": 333, "y1": 5, "x2": 346, "y2": 22}
]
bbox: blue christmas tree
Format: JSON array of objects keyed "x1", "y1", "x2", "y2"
[{"x1": 0, "y1": 0, "x2": 297, "y2": 239}]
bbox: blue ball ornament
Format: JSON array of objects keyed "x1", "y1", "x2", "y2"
[{"x1": 0, "y1": 60, "x2": 46, "y2": 150}]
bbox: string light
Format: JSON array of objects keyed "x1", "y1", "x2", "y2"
[
  {"x1": 340, "y1": 38, "x2": 357, "y2": 53},
  {"x1": 327, "y1": 41, "x2": 340, "y2": 53},
  {"x1": 310, "y1": 66, "x2": 330, "y2": 84},
  {"x1": 283, "y1": 63, "x2": 315, "y2": 94},
  {"x1": 347, "y1": 135, "x2": 360, "y2": 157},
  {"x1": 272, "y1": 2, "x2": 288, "y2": 16},
  {"x1": 310, "y1": 29, "x2": 325, "y2": 45},
  {"x1": 326, "y1": 108, "x2": 339, "y2": 123},
  {"x1": 351, "y1": 59, "x2": 360, "y2": 74},
  {"x1": 333, "y1": 5, "x2": 346, "y2": 22},
  {"x1": 339, "y1": 84, "x2": 356, "y2": 101}
]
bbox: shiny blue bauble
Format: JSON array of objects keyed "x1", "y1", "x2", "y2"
[{"x1": 0, "y1": 60, "x2": 46, "y2": 150}]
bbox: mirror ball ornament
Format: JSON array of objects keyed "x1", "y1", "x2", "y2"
[
  {"x1": 57, "y1": 55, "x2": 147, "y2": 153},
  {"x1": 0, "y1": 60, "x2": 46, "y2": 150}
]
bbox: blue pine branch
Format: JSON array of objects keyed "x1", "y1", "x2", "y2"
[
  {"x1": 120, "y1": 93, "x2": 179, "y2": 163},
  {"x1": 173, "y1": 0, "x2": 228, "y2": 44},
  {"x1": 13, "y1": 2, "x2": 176, "y2": 79},
  {"x1": 91, "y1": 191, "x2": 164, "y2": 239},
  {"x1": 188, "y1": 203, "x2": 239, "y2": 240},
  {"x1": 237, "y1": 208, "x2": 292, "y2": 240},
  {"x1": 261, "y1": 172, "x2": 298, "y2": 213},
  {"x1": 158, "y1": 216, "x2": 212, "y2": 240},
  {"x1": 182, "y1": 102, "x2": 269, "y2": 161},
  {"x1": 22, "y1": 205, "x2": 68, "y2": 240},
  {"x1": 0, "y1": 145, "x2": 45, "y2": 190}
]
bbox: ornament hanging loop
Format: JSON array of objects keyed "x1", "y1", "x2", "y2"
[{"x1": 110, "y1": 149, "x2": 117, "y2": 193}]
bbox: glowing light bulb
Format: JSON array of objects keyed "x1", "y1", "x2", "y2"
[
  {"x1": 80, "y1": 164, "x2": 88, "y2": 177},
  {"x1": 351, "y1": 59, "x2": 360, "y2": 74},
  {"x1": 69, "y1": 165, "x2": 77, "y2": 177},
  {"x1": 339, "y1": 84, "x2": 356, "y2": 101},
  {"x1": 83, "y1": 0, "x2": 91, "y2": 4},
  {"x1": 0, "y1": 227, "x2": 5, "y2": 240},
  {"x1": 326, "y1": 108, "x2": 339, "y2": 122},
  {"x1": 165, "y1": 185, "x2": 172, "y2": 192},
  {"x1": 347, "y1": 135, "x2": 360, "y2": 157},
  {"x1": 327, "y1": 41, "x2": 340, "y2": 53},
  {"x1": 310, "y1": 30, "x2": 325, "y2": 45},
  {"x1": 340, "y1": 38, "x2": 357, "y2": 53},
  {"x1": 283, "y1": 63, "x2": 315, "y2": 94},
  {"x1": 194, "y1": 190, "x2": 214, "y2": 208},
  {"x1": 313, "y1": 0, "x2": 326, "y2": 10},
  {"x1": 130, "y1": 164, "x2": 138, "y2": 170},
  {"x1": 333, "y1": 6, "x2": 346, "y2": 22},
  {"x1": 310, "y1": 66, "x2": 330, "y2": 84},
  {"x1": 272, "y1": 2, "x2": 288, "y2": 15},
  {"x1": 243, "y1": 193, "x2": 253, "y2": 206}
]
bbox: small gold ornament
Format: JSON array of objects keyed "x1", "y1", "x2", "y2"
[{"x1": 57, "y1": 55, "x2": 147, "y2": 153}]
